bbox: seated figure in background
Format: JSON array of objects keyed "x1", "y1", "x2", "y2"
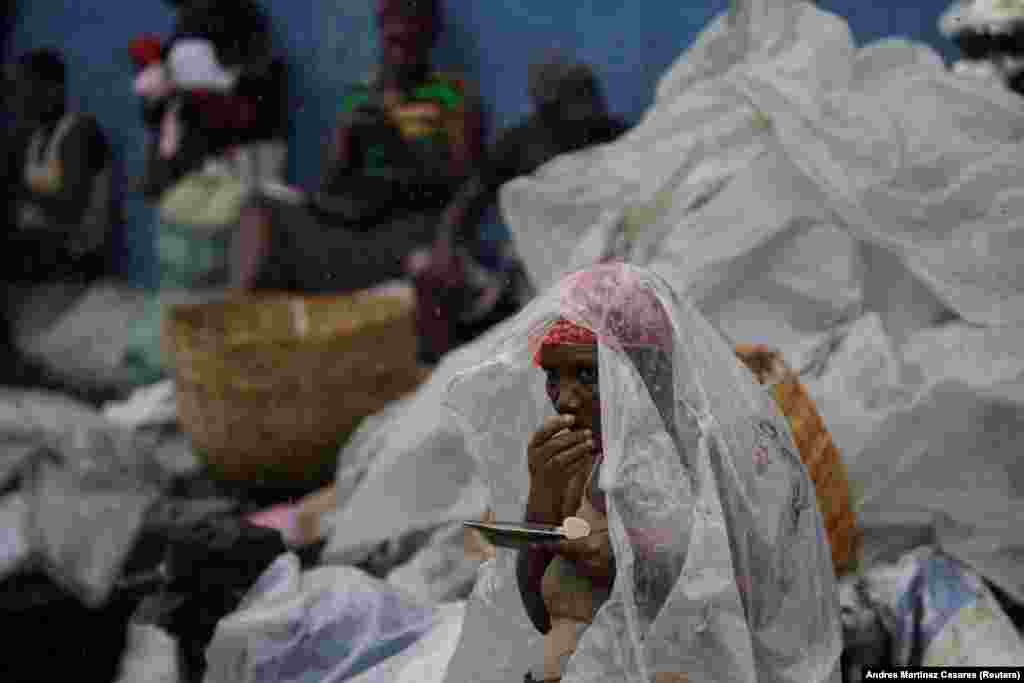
[
  {"x1": 0, "y1": 49, "x2": 118, "y2": 402},
  {"x1": 2, "y1": 49, "x2": 113, "y2": 286},
  {"x1": 408, "y1": 55, "x2": 629, "y2": 364},
  {"x1": 234, "y1": 0, "x2": 484, "y2": 297}
]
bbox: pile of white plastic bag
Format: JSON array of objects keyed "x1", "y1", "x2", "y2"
[{"x1": 276, "y1": 0, "x2": 1024, "y2": 679}]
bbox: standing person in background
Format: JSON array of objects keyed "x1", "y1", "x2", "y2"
[
  {"x1": 137, "y1": 0, "x2": 287, "y2": 201},
  {"x1": 408, "y1": 56, "x2": 629, "y2": 365},
  {"x1": 233, "y1": 0, "x2": 485, "y2": 298}
]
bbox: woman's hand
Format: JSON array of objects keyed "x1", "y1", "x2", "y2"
[
  {"x1": 525, "y1": 414, "x2": 596, "y2": 524},
  {"x1": 555, "y1": 505, "x2": 614, "y2": 584},
  {"x1": 555, "y1": 530, "x2": 614, "y2": 584}
]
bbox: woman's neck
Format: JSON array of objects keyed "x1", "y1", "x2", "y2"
[{"x1": 378, "y1": 61, "x2": 431, "y2": 93}]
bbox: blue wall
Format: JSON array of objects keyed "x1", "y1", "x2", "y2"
[{"x1": 7, "y1": 1, "x2": 958, "y2": 287}]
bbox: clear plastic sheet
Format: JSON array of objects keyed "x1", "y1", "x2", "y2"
[{"x1": 439, "y1": 263, "x2": 840, "y2": 682}]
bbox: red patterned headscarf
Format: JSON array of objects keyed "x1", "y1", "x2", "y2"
[{"x1": 534, "y1": 318, "x2": 598, "y2": 365}]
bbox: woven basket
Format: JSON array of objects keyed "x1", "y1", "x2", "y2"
[
  {"x1": 163, "y1": 289, "x2": 424, "y2": 484},
  {"x1": 735, "y1": 344, "x2": 861, "y2": 576}
]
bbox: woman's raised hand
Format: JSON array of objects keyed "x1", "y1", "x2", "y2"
[{"x1": 526, "y1": 414, "x2": 597, "y2": 524}]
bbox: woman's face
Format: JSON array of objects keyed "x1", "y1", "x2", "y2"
[
  {"x1": 377, "y1": 12, "x2": 434, "y2": 73},
  {"x1": 537, "y1": 343, "x2": 601, "y2": 441}
]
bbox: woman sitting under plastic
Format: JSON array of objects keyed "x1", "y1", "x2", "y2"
[{"x1": 440, "y1": 262, "x2": 841, "y2": 683}]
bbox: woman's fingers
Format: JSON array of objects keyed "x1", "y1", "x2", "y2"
[
  {"x1": 549, "y1": 439, "x2": 596, "y2": 473},
  {"x1": 529, "y1": 414, "x2": 576, "y2": 448},
  {"x1": 546, "y1": 428, "x2": 592, "y2": 455}
]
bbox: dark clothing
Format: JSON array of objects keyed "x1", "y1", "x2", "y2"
[
  {"x1": 252, "y1": 73, "x2": 476, "y2": 296},
  {"x1": 412, "y1": 114, "x2": 628, "y2": 363},
  {"x1": 170, "y1": 0, "x2": 272, "y2": 69},
  {"x1": 3, "y1": 113, "x2": 111, "y2": 283},
  {"x1": 450, "y1": 115, "x2": 629, "y2": 248},
  {"x1": 122, "y1": 491, "x2": 288, "y2": 683},
  {"x1": 255, "y1": 197, "x2": 443, "y2": 294},
  {"x1": 140, "y1": 0, "x2": 283, "y2": 199},
  {"x1": 0, "y1": 570, "x2": 141, "y2": 683},
  {"x1": 139, "y1": 59, "x2": 288, "y2": 201},
  {"x1": 0, "y1": 114, "x2": 118, "y2": 402}
]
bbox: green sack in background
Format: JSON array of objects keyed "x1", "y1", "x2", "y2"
[
  {"x1": 156, "y1": 171, "x2": 244, "y2": 292},
  {"x1": 158, "y1": 171, "x2": 247, "y2": 231}
]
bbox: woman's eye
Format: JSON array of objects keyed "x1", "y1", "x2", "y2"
[{"x1": 578, "y1": 367, "x2": 598, "y2": 387}]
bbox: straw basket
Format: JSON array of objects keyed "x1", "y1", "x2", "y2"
[
  {"x1": 163, "y1": 289, "x2": 425, "y2": 484},
  {"x1": 735, "y1": 344, "x2": 861, "y2": 576}
]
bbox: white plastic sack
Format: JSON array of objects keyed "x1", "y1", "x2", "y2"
[
  {"x1": 861, "y1": 547, "x2": 1024, "y2": 666},
  {"x1": 345, "y1": 601, "x2": 466, "y2": 683},
  {"x1": 852, "y1": 378, "x2": 1024, "y2": 604},
  {"x1": 204, "y1": 554, "x2": 442, "y2": 683},
  {"x1": 321, "y1": 355, "x2": 491, "y2": 564},
  {"x1": 115, "y1": 624, "x2": 182, "y2": 683},
  {"x1": 502, "y1": 0, "x2": 1024, "y2": 333},
  {"x1": 18, "y1": 282, "x2": 150, "y2": 390},
  {"x1": 387, "y1": 522, "x2": 484, "y2": 605},
  {"x1": 0, "y1": 390, "x2": 163, "y2": 606},
  {"x1": 103, "y1": 380, "x2": 177, "y2": 428}
]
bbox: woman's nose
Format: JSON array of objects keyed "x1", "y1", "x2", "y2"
[{"x1": 555, "y1": 379, "x2": 582, "y2": 412}]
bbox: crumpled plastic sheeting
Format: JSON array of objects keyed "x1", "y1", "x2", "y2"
[
  {"x1": 203, "y1": 553, "x2": 441, "y2": 683},
  {"x1": 851, "y1": 378, "x2": 1024, "y2": 606},
  {"x1": 387, "y1": 522, "x2": 485, "y2": 605},
  {"x1": 321, "y1": 372, "x2": 491, "y2": 565},
  {"x1": 346, "y1": 601, "x2": 466, "y2": 683},
  {"x1": 103, "y1": 380, "x2": 177, "y2": 429},
  {"x1": 501, "y1": 0, "x2": 1024, "y2": 333},
  {"x1": 16, "y1": 282, "x2": 150, "y2": 390},
  {"x1": 19, "y1": 282, "x2": 229, "y2": 391},
  {"x1": 0, "y1": 390, "x2": 164, "y2": 606},
  {"x1": 115, "y1": 623, "x2": 182, "y2": 683},
  {"x1": 859, "y1": 547, "x2": 1024, "y2": 667},
  {"x1": 794, "y1": 312, "x2": 1024, "y2": 603}
]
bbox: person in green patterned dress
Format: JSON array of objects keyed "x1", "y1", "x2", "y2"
[{"x1": 235, "y1": 0, "x2": 484, "y2": 295}]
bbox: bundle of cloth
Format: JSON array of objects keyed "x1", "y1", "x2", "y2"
[{"x1": 315, "y1": 0, "x2": 1024, "y2": 674}]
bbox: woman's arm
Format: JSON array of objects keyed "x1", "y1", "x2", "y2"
[
  {"x1": 554, "y1": 520, "x2": 616, "y2": 585},
  {"x1": 517, "y1": 491, "x2": 566, "y2": 635},
  {"x1": 517, "y1": 546, "x2": 554, "y2": 634}
]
